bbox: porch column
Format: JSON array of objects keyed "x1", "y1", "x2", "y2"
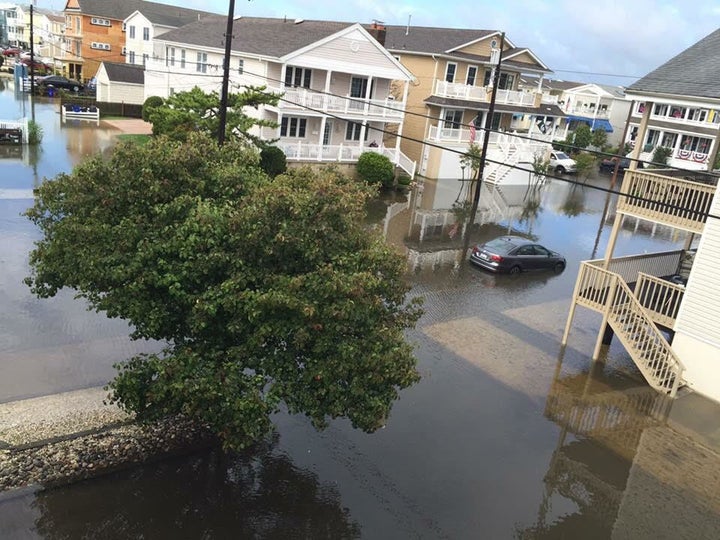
[
  {"x1": 395, "y1": 79, "x2": 410, "y2": 156},
  {"x1": 602, "y1": 100, "x2": 653, "y2": 267},
  {"x1": 280, "y1": 65, "x2": 287, "y2": 90},
  {"x1": 365, "y1": 75, "x2": 374, "y2": 115},
  {"x1": 591, "y1": 95, "x2": 600, "y2": 130},
  {"x1": 324, "y1": 70, "x2": 332, "y2": 112},
  {"x1": 318, "y1": 116, "x2": 327, "y2": 150}
]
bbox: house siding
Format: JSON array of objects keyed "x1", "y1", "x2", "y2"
[
  {"x1": 672, "y1": 183, "x2": 720, "y2": 400},
  {"x1": 455, "y1": 38, "x2": 496, "y2": 57},
  {"x1": 394, "y1": 54, "x2": 436, "y2": 167}
]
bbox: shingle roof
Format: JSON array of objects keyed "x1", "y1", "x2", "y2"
[
  {"x1": 73, "y1": 0, "x2": 215, "y2": 24},
  {"x1": 383, "y1": 25, "x2": 497, "y2": 54},
  {"x1": 627, "y1": 28, "x2": 720, "y2": 100},
  {"x1": 158, "y1": 16, "x2": 354, "y2": 57},
  {"x1": 102, "y1": 61, "x2": 144, "y2": 84}
]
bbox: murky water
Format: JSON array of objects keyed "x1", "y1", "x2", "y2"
[{"x1": 2, "y1": 76, "x2": 719, "y2": 539}]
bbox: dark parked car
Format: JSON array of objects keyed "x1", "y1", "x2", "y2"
[
  {"x1": 38, "y1": 75, "x2": 83, "y2": 92},
  {"x1": 469, "y1": 236, "x2": 566, "y2": 274},
  {"x1": 599, "y1": 156, "x2": 631, "y2": 173}
]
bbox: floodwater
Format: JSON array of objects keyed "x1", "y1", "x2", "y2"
[{"x1": 2, "y1": 77, "x2": 720, "y2": 539}]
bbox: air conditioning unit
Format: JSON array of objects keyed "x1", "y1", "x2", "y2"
[{"x1": 121, "y1": 46, "x2": 127, "y2": 56}]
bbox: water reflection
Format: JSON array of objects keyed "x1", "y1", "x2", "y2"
[{"x1": 2, "y1": 436, "x2": 360, "y2": 540}]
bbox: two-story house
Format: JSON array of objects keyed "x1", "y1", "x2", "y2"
[
  {"x1": 562, "y1": 28, "x2": 720, "y2": 403},
  {"x1": 556, "y1": 83, "x2": 630, "y2": 147},
  {"x1": 623, "y1": 30, "x2": 720, "y2": 171},
  {"x1": 381, "y1": 26, "x2": 564, "y2": 183},
  {"x1": 60, "y1": 0, "x2": 214, "y2": 82},
  {"x1": 122, "y1": 4, "x2": 212, "y2": 68},
  {"x1": 1, "y1": 3, "x2": 27, "y2": 48},
  {"x1": 147, "y1": 16, "x2": 416, "y2": 176}
]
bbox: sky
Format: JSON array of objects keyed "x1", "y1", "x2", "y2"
[{"x1": 34, "y1": 0, "x2": 720, "y2": 87}]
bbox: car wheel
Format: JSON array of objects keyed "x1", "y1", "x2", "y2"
[
  {"x1": 509, "y1": 265, "x2": 521, "y2": 275},
  {"x1": 556, "y1": 166, "x2": 566, "y2": 174},
  {"x1": 554, "y1": 262, "x2": 566, "y2": 273}
]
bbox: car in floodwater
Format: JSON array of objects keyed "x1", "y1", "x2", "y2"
[
  {"x1": 469, "y1": 236, "x2": 566, "y2": 274},
  {"x1": 549, "y1": 151, "x2": 577, "y2": 174},
  {"x1": 37, "y1": 75, "x2": 83, "y2": 92},
  {"x1": 599, "y1": 156, "x2": 632, "y2": 174}
]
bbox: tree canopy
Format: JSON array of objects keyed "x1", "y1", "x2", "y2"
[
  {"x1": 146, "y1": 86, "x2": 280, "y2": 146},
  {"x1": 25, "y1": 133, "x2": 422, "y2": 449}
]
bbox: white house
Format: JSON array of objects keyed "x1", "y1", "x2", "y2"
[
  {"x1": 563, "y1": 28, "x2": 720, "y2": 403},
  {"x1": 145, "y1": 16, "x2": 417, "y2": 176},
  {"x1": 1, "y1": 3, "x2": 27, "y2": 48},
  {"x1": 122, "y1": 5, "x2": 212, "y2": 68},
  {"x1": 557, "y1": 83, "x2": 630, "y2": 147}
]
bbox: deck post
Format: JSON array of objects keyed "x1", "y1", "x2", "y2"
[{"x1": 592, "y1": 276, "x2": 618, "y2": 360}]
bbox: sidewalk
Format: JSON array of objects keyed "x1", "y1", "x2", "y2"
[{"x1": 102, "y1": 118, "x2": 153, "y2": 135}]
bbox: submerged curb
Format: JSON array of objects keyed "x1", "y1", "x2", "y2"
[{"x1": 0, "y1": 388, "x2": 215, "y2": 493}]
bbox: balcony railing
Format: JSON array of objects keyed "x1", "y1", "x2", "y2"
[
  {"x1": 494, "y1": 89, "x2": 536, "y2": 106},
  {"x1": 617, "y1": 169, "x2": 715, "y2": 234},
  {"x1": 564, "y1": 106, "x2": 610, "y2": 119},
  {"x1": 634, "y1": 272, "x2": 685, "y2": 329},
  {"x1": 433, "y1": 80, "x2": 488, "y2": 101},
  {"x1": 540, "y1": 94, "x2": 559, "y2": 105},
  {"x1": 276, "y1": 142, "x2": 416, "y2": 177},
  {"x1": 585, "y1": 250, "x2": 683, "y2": 284},
  {"x1": 274, "y1": 87, "x2": 405, "y2": 121}
]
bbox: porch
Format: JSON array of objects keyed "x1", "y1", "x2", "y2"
[
  {"x1": 432, "y1": 80, "x2": 537, "y2": 107},
  {"x1": 276, "y1": 141, "x2": 416, "y2": 178},
  {"x1": 274, "y1": 86, "x2": 405, "y2": 122}
]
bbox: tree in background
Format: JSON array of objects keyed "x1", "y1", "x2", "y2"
[
  {"x1": 590, "y1": 128, "x2": 608, "y2": 150},
  {"x1": 574, "y1": 152, "x2": 597, "y2": 183},
  {"x1": 572, "y1": 124, "x2": 593, "y2": 150},
  {"x1": 146, "y1": 86, "x2": 280, "y2": 146},
  {"x1": 142, "y1": 95, "x2": 164, "y2": 122},
  {"x1": 356, "y1": 151, "x2": 395, "y2": 188},
  {"x1": 25, "y1": 133, "x2": 422, "y2": 449}
]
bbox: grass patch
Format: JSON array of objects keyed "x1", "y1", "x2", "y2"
[{"x1": 117, "y1": 134, "x2": 151, "y2": 145}]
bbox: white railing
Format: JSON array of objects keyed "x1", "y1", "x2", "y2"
[
  {"x1": 574, "y1": 262, "x2": 685, "y2": 396},
  {"x1": 634, "y1": 272, "x2": 685, "y2": 329},
  {"x1": 564, "y1": 107, "x2": 610, "y2": 119},
  {"x1": 276, "y1": 142, "x2": 416, "y2": 177},
  {"x1": 586, "y1": 250, "x2": 683, "y2": 284},
  {"x1": 433, "y1": 80, "x2": 489, "y2": 101},
  {"x1": 540, "y1": 94, "x2": 559, "y2": 105},
  {"x1": 618, "y1": 170, "x2": 715, "y2": 234},
  {"x1": 493, "y1": 89, "x2": 536, "y2": 106},
  {"x1": 276, "y1": 87, "x2": 405, "y2": 120},
  {"x1": 0, "y1": 118, "x2": 28, "y2": 144}
]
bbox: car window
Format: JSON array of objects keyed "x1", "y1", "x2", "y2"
[
  {"x1": 515, "y1": 246, "x2": 534, "y2": 256},
  {"x1": 532, "y1": 245, "x2": 551, "y2": 256},
  {"x1": 554, "y1": 152, "x2": 569, "y2": 160},
  {"x1": 484, "y1": 238, "x2": 515, "y2": 253}
]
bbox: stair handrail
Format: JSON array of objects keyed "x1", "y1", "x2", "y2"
[{"x1": 577, "y1": 262, "x2": 685, "y2": 396}]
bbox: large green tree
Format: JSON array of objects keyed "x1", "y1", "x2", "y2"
[
  {"x1": 147, "y1": 86, "x2": 280, "y2": 146},
  {"x1": 25, "y1": 133, "x2": 422, "y2": 449}
]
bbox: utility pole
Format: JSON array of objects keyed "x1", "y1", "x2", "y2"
[
  {"x1": 463, "y1": 32, "x2": 505, "y2": 251},
  {"x1": 30, "y1": 5, "x2": 35, "y2": 100},
  {"x1": 217, "y1": 0, "x2": 236, "y2": 145}
]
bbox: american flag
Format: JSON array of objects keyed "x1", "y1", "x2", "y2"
[{"x1": 469, "y1": 123, "x2": 476, "y2": 143}]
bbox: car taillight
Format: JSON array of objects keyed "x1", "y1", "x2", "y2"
[{"x1": 490, "y1": 254, "x2": 503, "y2": 262}]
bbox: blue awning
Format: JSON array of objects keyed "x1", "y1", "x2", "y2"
[{"x1": 565, "y1": 115, "x2": 614, "y2": 132}]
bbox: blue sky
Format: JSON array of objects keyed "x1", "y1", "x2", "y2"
[{"x1": 37, "y1": 0, "x2": 720, "y2": 86}]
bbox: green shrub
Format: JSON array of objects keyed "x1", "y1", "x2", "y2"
[
  {"x1": 573, "y1": 124, "x2": 592, "y2": 149},
  {"x1": 397, "y1": 174, "x2": 412, "y2": 186},
  {"x1": 259, "y1": 146, "x2": 287, "y2": 178},
  {"x1": 590, "y1": 128, "x2": 608, "y2": 149},
  {"x1": 142, "y1": 95, "x2": 164, "y2": 122},
  {"x1": 28, "y1": 120, "x2": 43, "y2": 145},
  {"x1": 651, "y1": 146, "x2": 673, "y2": 168},
  {"x1": 574, "y1": 152, "x2": 596, "y2": 181},
  {"x1": 356, "y1": 152, "x2": 394, "y2": 188}
]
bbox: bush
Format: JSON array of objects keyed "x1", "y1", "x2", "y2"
[
  {"x1": 397, "y1": 174, "x2": 412, "y2": 186},
  {"x1": 651, "y1": 146, "x2": 673, "y2": 168},
  {"x1": 356, "y1": 152, "x2": 394, "y2": 188},
  {"x1": 573, "y1": 124, "x2": 593, "y2": 149},
  {"x1": 574, "y1": 152, "x2": 597, "y2": 181},
  {"x1": 591, "y1": 128, "x2": 608, "y2": 150},
  {"x1": 259, "y1": 146, "x2": 287, "y2": 178},
  {"x1": 142, "y1": 95, "x2": 164, "y2": 122},
  {"x1": 28, "y1": 120, "x2": 43, "y2": 145}
]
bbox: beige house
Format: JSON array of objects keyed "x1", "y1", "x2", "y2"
[
  {"x1": 563, "y1": 29, "x2": 720, "y2": 403},
  {"x1": 382, "y1": 26, "x2": 564, "y2": 182}
]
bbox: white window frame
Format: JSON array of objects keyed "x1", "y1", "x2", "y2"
[
  {"x1": 128, "y1": 51, "x2": 136, "y2": 64},
  {"x1": 180, "y1": 49, "x2": 186, "y2": 69},
  {"x1": 345, "y1": 122, "x2": 366, "y2": 141},
  {"x1": 90, "y1": 42, "x2": 111, "y2": 50},
  {"x1": 280, "y1": 117, "x2": 307, "y2": 138},
  {"x1": 143, "y1": 27, "x2": 150, "y2": 41},
  {"x1": 284, "y1": 66, "x2": 311, "y2": 88},
  {"x1": 196, "y1": 52, "x2": 208, "y2": 73},
  {"x1": 466, "y1": 65, "x2": 478, "y2": 86},
  {"x1": 445, "y1": 62, "x2": 457, "y2": 83},
  {"x1": 129, "y1": 25, "x2": 135, "y2": 39},
  {"x1": 237, "y1": 58, "x2": 244, "y2": 74},
  {"x1": 166, "y1": 47, "x2": 175, "y2": 67},
  {"x1": 90, "y1": 17, "x2": 110, "y2": 27}
]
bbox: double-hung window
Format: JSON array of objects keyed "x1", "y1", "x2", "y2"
[
  {"x1": 346, "y1": 122, "x2": 367, "y2": 141},
  {"x1": 445, "y1": 62, "x2": 457, "y2": 83},
  {"x1": 129, "y1": 25, "x2": 135, "y2": 39},
  {"x1": 196, "y1": 52, "x2": 208, "y2": 73},
  {"x1": 443, "y1": 109, "x2": 463, "y2": 130},
  {"x1": 280, "y1": 117, "x2": 307, "y2": 138},
  {"x1": 180, "y1": 49, "x2": 186, "y2": 69},
  {"x1": 143, "y1": 27, "x2": 150, "y2": 41},
  {"x1": 466, "y1": 66, "x2": 478, "y2": 86},
  {"x1": 285, "y1": 66, "x2": 311, "y2": 88}
]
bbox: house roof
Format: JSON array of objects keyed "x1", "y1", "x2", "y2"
[
  {"x1": 158, "y1": 16, "x2": 354, "y2": 57},
  {"x1": 102, "y1": 61, "x2": 144, "y2": 84},
  {"x1": 383, "y1": 25, "x2": 498, "y2": 54},
  {"x1": 383, "y1": 26, "x2": 550, "y2": 73},
  {"x1": 627, "y1": 28, "x2": 720, "y2": 100},
  {"x1": 69, "y1": 0, "x2": 215, "y2": 24}
]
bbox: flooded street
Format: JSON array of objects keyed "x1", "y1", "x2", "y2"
[{"x1": 1, "y1": 77, "x2": 719, "y2": 539}]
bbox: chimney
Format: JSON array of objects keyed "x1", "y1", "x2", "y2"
[{"x1": 368, "y1": 20, "x2": 386, "y2": 46}]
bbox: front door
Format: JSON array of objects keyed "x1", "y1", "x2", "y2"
[{"x1": 323, "y1": 120, "x2": 333, "y2": 146}]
